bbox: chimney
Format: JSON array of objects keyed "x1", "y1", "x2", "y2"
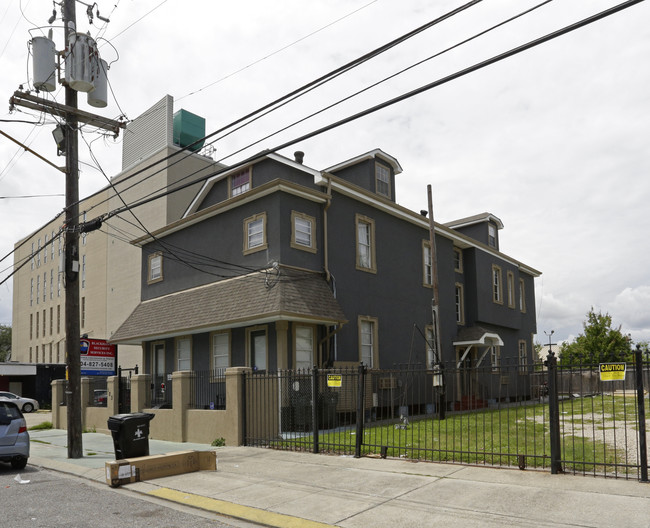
[
  {"x1": 420, "y1": 210, "x2": 428, "y2": 217},
  {"x1": 294, "y1": 151, "x2": 304, "y2": 164}
]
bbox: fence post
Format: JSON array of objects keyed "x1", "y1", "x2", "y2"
[
  {"x1": 354, "y1": 364, "x2": 366, "y2": 458},
  {"x1": 546, "y1": 351, "x2": 563, "y2": 474},
  {"x1": 635, "y1": 346, "x2": 648, "y2": 482},
  {"x1": 312, "y1": 366, "x2": 320, "y2": 454}
]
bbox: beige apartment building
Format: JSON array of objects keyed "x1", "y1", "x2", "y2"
[{"x1": 11, "y1": 95, "x2": 223, "y2": 369}]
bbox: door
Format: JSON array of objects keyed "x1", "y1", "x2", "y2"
[
  {"x1": 151, "y1": 342, "x2": 166, "y2": 405},
  {"x1": 250, "y1": 330, "x2": 267, "y2": 372}
]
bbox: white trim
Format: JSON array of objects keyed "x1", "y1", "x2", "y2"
[
  {"x1": 324, "y1": 149, "x2": 403, "y2": 175},
  {"x1": 453, "y1": 332, "x2": 504, "y2": 347}
]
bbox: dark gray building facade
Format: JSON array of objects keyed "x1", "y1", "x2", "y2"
[{"x1": 111, "y1": 149, "x2": 540, "y2": 400}]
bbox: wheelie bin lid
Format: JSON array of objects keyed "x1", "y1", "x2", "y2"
[{"x1": 107, "y1": 412, "x2": 155, "y2": 431}]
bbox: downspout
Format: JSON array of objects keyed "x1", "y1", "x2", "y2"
[{"x1": 323, "y1": 174, "x2": 332, "y2": 282}]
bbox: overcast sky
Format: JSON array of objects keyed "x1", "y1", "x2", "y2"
[{"x1": 1, "y1": 0, "x2": 649, "y2": 347}]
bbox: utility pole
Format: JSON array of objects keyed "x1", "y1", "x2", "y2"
[
  {"x1": 63, "y1": 0, "x2": 82, "y2": 459},
  {"x1": 8, "y1": 1, "x2": 124, "y2": 459}
]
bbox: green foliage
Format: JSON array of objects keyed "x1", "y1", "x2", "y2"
[
  {"x1": 211, "y1": 437, "x2": 226, "y2": 447},
  {"x1": 28, "y1": 421, "x2": 53, "y2": 431},
  {"x1": 0, "y1": 324, "x2": 11, "y2": 362},
  {"x1": 559, "y1": 308, "x2": 632, "y2": 365}
]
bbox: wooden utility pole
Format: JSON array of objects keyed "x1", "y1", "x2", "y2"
[{"x1": 63, "y1": 0, "x2": 83, "y2": 459}]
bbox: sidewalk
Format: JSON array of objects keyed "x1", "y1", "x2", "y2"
[{"x1": 28, "y1": 429, "x2": 650, "y2": 527}]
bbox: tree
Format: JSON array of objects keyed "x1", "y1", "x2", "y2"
[
  {"x1": 0, "y1": 325, "x2": 11, "y2": 362},
  {"x1": 558, "y1": 308, "x2": 631, "y2": 365}
]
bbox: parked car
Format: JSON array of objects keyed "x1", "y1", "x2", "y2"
[
  {"x1": 0, "y1": 392, "x2": 39, "y2": 413},
  {"x1": 93, "y1": 390, "x2": 107, "y2": 407},
  {"x1": 0, "y1": 400, "x2": 29, "y2": 469}
]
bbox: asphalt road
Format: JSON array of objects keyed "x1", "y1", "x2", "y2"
[{"x1": 0, "y1": 463, "x2": 255, "y2": 527}]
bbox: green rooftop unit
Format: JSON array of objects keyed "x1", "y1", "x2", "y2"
[{"x1": 173, "y1": 109, "x2": 205, "y2": 152}]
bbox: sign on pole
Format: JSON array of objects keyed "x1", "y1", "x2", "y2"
[{"x1": 80, "y1": 338, "x2": 117, "y2": 376}]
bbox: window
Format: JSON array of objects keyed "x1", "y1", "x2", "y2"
[
  {"x1": 291, "y1": 211, "x2": 316, "y2": 252},
  {"x1": 247, "y1": 327, "x2": 267, "y2": 372},
  {"x1": 43, "y1": 272, "x2": 47, "y2": 302},
  {"x1": 44, "y1": 234, "x2": 48, "y2": 263},
  {"x1": 488, "y1": 224, "x2": 497, "y2": 248},
  {"x1": 57, "y1": 272, "x2": 61, "y2": 297},
  {"x1": 230, "y1": 168, "x2": 251, "y2": 197},
  {"x1": 359, "y1": 316, "x2": 378, "y2": 368},
  {"x1": 175, "y1": 337, "x2": 192, "y2": 371},
  {"x1": 29, "y1": 314, "x2": 33, "y2": 340},
  {"x1": 58, "y1": 236, "x2": 61, "y2": 257},
  {"x1": 50, "y1": 269, "x2": 54, "y2": 299},
  {"x1": 51, "y1": 231, "x2": 55, "y2": 260},
  {"x1": 518, "y1": 340, "x2": 528, "y2": 370},
  {"x1": 210, "y1": 331, "x2": 230, "y2": 373},
  {"x1": 36, "y1": 276, "x2": 40, "y2": 305},
  {"x1": 455, "y1": 283, "x2": 465, "y2": 324},
  {"x1": 422, "y1": 241, "x2": 432, "y2": 287},
  {"x1": 37, "y1": 239, "x2": 41, "y2": 267},
  {"x1": 56, "y1": 342, "x2": 60, "y2": 363},
  {"x1": 57, "y1": 305, "x2": 60, "y2": 334},
  {"x1": 295, "y1": 325, "x2": 314, "y2": 370},
  {"x1": 82, "y1": 212, "x2": 87, "y2": 246},
  {"x1": 36, "y1": 312, "x2": 39, "y2": 338},
  {"x1": 30, "y1": 278, "x2": 33, "y2": 307},
  {"x1": 31, "y1": 242, "x2": 34, "y2": 270},
  {"x1": 243, "y1": 213, "x2": 267, "y2": 254},
  {"x1": 375, "y1": 163, "x2": 390, "y2": 198},
  {"x1": 80, "y1": 297, "x2": 85, "y2": 328},
  {"x1": 491, "y1": 346, "x2": 500, "y2": 372},
  {"x1": 492, "y1": 265, "x2": 503, "y2": 304},
  {"x1": 42, "y1": 309, "x2": 45, "y2": 337},
  {"x1": 519, "y1": 278, "x2": 526, "y2": 313},
  {"x1": 507, "y1": 271, "x2": 515, "y2": 308},
  {"x1": 148, "y1": 253, "x2": 163, "y2": 283},
  {"x1": 49, "y1": 307, "x2": 53, "y2": 335},
  {"x1": 81, "y1": 255, "x2": 86, "y2": 289},
  {"x1": 355, "y1": 214, "x2": 376, "y2": 273},
  {"x1": 453, "y1": 248, "x2": 463, "y2": 273}
]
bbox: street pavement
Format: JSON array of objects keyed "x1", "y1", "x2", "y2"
[{"x1": 23, "y1": 412, "x2": 650, "y2": 528}]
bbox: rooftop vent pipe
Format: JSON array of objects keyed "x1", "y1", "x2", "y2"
[{"x1": 294, "y1": 151, "x2": 304, "y2": 164}]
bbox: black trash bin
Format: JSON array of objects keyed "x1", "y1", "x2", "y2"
[{"x1": 107, "y1": 412, "x2": 155, "y2": 459}]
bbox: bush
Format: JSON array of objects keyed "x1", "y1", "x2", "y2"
[
  {"x1": 29, "y1": 421, "x2": 53, "y2": 431},
  {"x1": 211, "y1": 437, "x2": 226, "y2": 447}
]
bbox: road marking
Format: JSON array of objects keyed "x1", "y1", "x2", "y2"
[{"x1": 148, "y1": 487, "x2": 334, "y2": 527}]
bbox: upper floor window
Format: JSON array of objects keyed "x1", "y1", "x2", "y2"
[
  {"x1": 30, "y1": 278, "x2": 33, "y2": 307},
  {"x1": 507, "y1": 271, "x2": 515, "y2": 308},
  {"x1": 31, "y1": 242, "x2": 35, "y2": 270},
  {"x1": 359, "y1": 316, "x2": 378, "y2": 368},
  {"x1": 243, "y1": 213, "x2": 267, "y2": 255},
  {"x1": 230, "y1": 168, "x2": 251, "y2": 197},
  {"x1": 51, "y1": 231, "x2": 55, "y2": 260},
  {"x1": 488, "y1": 224, "x2": 497, "y2": 248},
  {"x1": 453, "y1": 248, "x2": 463, "y2": 273},
  {"x1": 37, "y1": 239, "x2": 41, "y2": 267},
  {"x1": 455, "y1": 283, "x2": 465, "y2": 324},
  {"x1": 291, "y1": 211, "x2": 316, "y2": 253},
  {"x1": 44, "y1": 235, "x2": 48, "y2": 263},
  {"x1": 375, "y1": 163, "x2": 390, "y2": 198},
  {"x1": 82, "y1": 212, "x2": 87, "y2": 246},
  {"x1": 81, "y1": 255, "x2": 86, "y2": 289},
  {"x1": 519, "y1": 278, "x2": 526, "y2": 313},
  {"x1": 422, "y1": 241, "x2": 432, "y2": 287},
  {"x1": 148, "y1": 253, "x2": 163, "y2": 284},
  {"x1": 355, "y1": 214, "x2": 376, "y2": 273},
  {"x1": 492, "y1": 264, "x2": 503, "y2": 304}
]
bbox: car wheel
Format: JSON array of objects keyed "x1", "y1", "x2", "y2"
[
  {"x1": 11, "y1": 457, "x2": 28, "y2": 470},
  {"x1": 22, "y1": 403, "x2": 34, "y2": 413}
]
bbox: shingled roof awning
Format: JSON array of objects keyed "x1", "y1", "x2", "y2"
[{"x1": 110, "y1": 268, "x2": 347, "y2": 345}]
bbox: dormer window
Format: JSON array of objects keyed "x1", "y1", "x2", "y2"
[
  {"x1": 375, "y1": 163, "x2": 391, "y2": 198},
  {"x1": 231, "y1": 168, "x2": 251, "y2": 197},
  {"x1": 488, "y1": 224, "x2": 497, "y2": 248}
]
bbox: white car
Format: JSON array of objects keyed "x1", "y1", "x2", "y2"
[{"x1": 0, "y1": 392, "x2": 39, "y2": 413}]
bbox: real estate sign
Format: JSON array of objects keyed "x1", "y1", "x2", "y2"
[
  {"x1": 599, "y1": 362, "x2": 626, "y2": 382},
  {"x1": 80, "y1": 338, "x2": 117, "y2": 376}
]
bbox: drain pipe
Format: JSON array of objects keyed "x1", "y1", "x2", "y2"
[{"x1": 323, "y1": 174, "x2": 333, "y2": 282}]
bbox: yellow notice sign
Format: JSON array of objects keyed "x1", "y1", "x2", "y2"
[
  {"x1": 599, "y1": 363, "x2": 626, "y2": 382},
  {"x1": 327, "y1": 374, "x2": 342, "y2": 388}
]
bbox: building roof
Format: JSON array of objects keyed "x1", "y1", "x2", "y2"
[
  {"x1": 325, "y1": 148, "x2": 403, "y2": 175},
  {"x1": 110, "y1": 267, "x2": 347, "y2": 344},
  {"x1": 444, "y1": 212, "x2": 504, "y2": 230}
]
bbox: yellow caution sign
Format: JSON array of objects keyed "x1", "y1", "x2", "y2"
[
  {"x1": 327, "y1": 374, "x2": 342, "y2": 388},
  {"x1": 599, "y1": 363, "x2": 626, "y2": 381}
]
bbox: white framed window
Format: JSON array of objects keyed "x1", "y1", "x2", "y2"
[
  {"x1": 491, "y1": 346, "x2": 500, "y2": 372},
  {"x1": 291, "y1": 211, "x2": 316, "y2": 253},
  {"x1": 243, "y1": 213, "x2": 267, "y2": 254},
  {"x1": 295, "y1": 325, "x2": 314, "y2": 370},
  {"x1": 507, "y1": 271, "x2": 515, "y2": 308},
  {"x1": 210, "y1": 331, "x2": 230, "y2": 373},
  {"x1": 359, "y1": 316, "x2": 378, "y2": 368},
  {"x1": 148, "y1": 253, "x2": 163, "y2": 283},
  {"x1": 455, "y1": 283, "x2": 465, "y2": 324},
  {"x1": 488, "y1": 224, "x2": 497, "y2": 248},
  {"x1": 518, "y1": 340, "x2": 528, "y2": 370},
  {"x1": 247, "y1": 326, "x2": 268, "y2": 372},
  {"x1": 519, "y1": 278, "x2": 526, "y2": 313},
  {"x1": 175, "y1": 336, "x2": 192, "y2": 371},
  {"x1": 375, "y1": 163, "x2": 390, "y2": 198},
  {"x1": 355, "y1": 214, "x2": 376, "y2": 273},
  {"x1": 454, "y1": 248, "x2": 463, "y2": 273},
  {"x1": 422, "y1": 241, "x2": 432, "y2": 287},
  {"x1": 230, "y1": 168, "x2": 251, "y2": 197},
  {"x1": 492, "y1": 265, "x2": 503, "y2": 304}
]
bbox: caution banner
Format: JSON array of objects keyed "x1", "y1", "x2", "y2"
[{"x1": 599, "y1": 363, "x2": 626, "y2": 382}]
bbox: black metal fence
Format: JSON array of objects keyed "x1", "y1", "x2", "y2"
[
  {"x1": 189, "y1": 369, "x2": 227, "y2": 410},
  {"x1": 244, "y1": 350, "x2": 649, "y2": 481}
]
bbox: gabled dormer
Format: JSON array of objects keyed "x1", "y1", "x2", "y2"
[
  {"x1": 325, "y1": 149, "x2": 402, "y2": 202},
  {"x1": 445, "y1": 212, "x2": 503, "y2": 250}
]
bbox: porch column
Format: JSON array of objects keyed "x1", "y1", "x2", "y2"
[
  {"x1": 51, "y1": 379, "x2": 65, "y2": 429},
  {"x1": 131, "y1": 373, "x2": 151, "y2": 412},
  {"x1": 107, "y1": 376, "x2": 120, "y2": 416},
  {"x1": 172, "y1": 370, "x2": 192, "y2": 442},
  {"x1": 276, "y1": 320, "x2": 289, "y2": 370}
]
